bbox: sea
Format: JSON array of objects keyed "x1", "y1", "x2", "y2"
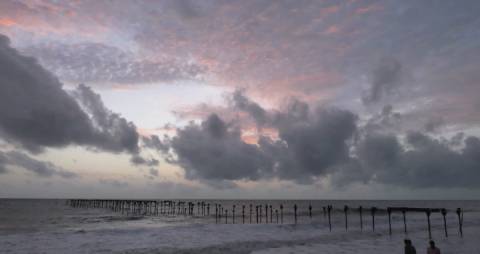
[{"x1": 0, "y1": 199, "x2": 479, "y2": 253}]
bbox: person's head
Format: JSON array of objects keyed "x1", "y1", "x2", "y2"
[
  {"x1": 404, "y1": 239, "x2": 411, "y2": 245},
  {"x1": 429, "y1": 240, "x2": 435, "y2": 248}
]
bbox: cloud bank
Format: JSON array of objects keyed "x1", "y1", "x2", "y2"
[
  {"x1": 0, "y1": 150, "x2": 77, "y2": 178},
  {"x1": 154, "y1": 91, "x2": 480, "y2": 190},
  {"x1": 0, "y1": 34, "x2": 139, "y2": 154}
]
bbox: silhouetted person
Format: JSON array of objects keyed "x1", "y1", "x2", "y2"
[
  {"x1": 427, "y1": 240, "x2": 440, "y2": 254},
  {"x1": 404, "y1": 239, "x2": 416, "y2": 254}
]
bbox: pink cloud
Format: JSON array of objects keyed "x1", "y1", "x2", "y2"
[
  {"x1": 320, "y1": 5, "x2": 340, "y2": 16},
  {"x1": 355, "y1": 3, "x2": 383, "y2": 15},
  {"x1": 0, "y1": 18, "x2": 16, "y2": 27},
  {"x1": 325, "y1": 25, "x2": 340, "y2": 34}
]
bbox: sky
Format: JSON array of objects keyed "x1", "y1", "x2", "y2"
[{"x1": 1, "y1": 0, "x2": 480, "y2": 199}]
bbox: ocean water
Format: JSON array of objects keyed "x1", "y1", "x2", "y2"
[{"x1": 0, "y1": 199, "x2": 479, "y2": 253}]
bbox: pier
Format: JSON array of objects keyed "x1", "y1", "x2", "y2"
[{"x1": 68, "y1": 199, "x2": 464, "y2": 238}]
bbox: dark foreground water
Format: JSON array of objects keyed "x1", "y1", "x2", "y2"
[{"x1": 0, "y1": 199, "x2": 479, "y2": 253}]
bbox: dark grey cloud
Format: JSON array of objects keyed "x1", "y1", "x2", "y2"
[
  {"x1": 334, "y1": 131, "x2": 480, "y2": 188},
  {"x1": 231, "y1": 90, "x2": 268, "y2": 127},
  {"x1": 21, "y1": 42, "x2": 205, "y2": 85},
  {"x1": 424, "y1": 116, "x2": 444, "y2": 133},
  {"x1": 0, "y1": 34, "x2": 96, "y2": 152},
  {"x1": 270, "y1": 104, "x2": 358, "y2": 183},
  {"x1": 130, "y1": 155, "x2": 159, "y2": 167},
  {"x1": 166, "y1": 97, "x2": 357, "y2": 186},
  {"x1": 142, "y1": 135, "x2": 170, "y2": 154},
  {"x1": 0, "y1": 150, "x2": 77, "y2": 178},
  {"x1": 363, "y1": 58, "x2": 403, "y2": 104},
  {"x1": 169, "y1": 114, "x2": 271, "y2": 185},
  {"x1": 362, "y1": 104, "x2": 402, "y2": 135},
  {"x1": 0, "y1": 34, "x2": 139, "y2": 154},
  {"x1": 72, "y1": 84, "x2": 139, "y2": 153},
  {"x1": 164, "y1": 92, "x2": 480, "y2": 189}
]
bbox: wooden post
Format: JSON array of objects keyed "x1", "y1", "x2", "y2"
[
  {"x1": 280, "y1": 204, "x2": 284, "y2": 224},
  {"x1": 426, "y1": 209, "x2": 432, "y2": 239},
  {"x1": 256, "y1": 205, "x2": 259, "y2": 224},
  {"x1": 402, "y1": 209, "x2": 407, "y2": 234},
  {"x1": 344, "y1": 205, "x2": 349, "y2": 231},
  {"x1": 309, "y1": 203, "x2": 312, "y2": 220},
  {"x1": 359, "y1": 206, "x2": 363, "y2": 231},
  {"x1": 270, "y1": 205, "x2": 273, "y2": 223},
  {"x1": 242, "y1": 205, "x2": 245, "y2": 224},
  {"x1": 225, "y1": 209, "x2": 228, "y2": 224},
  {"x1": 371, "y1": 207, "x2": 377, "y2": 232},
  {"x1": 327, "y1": 205, "x2": 332, "y2": 232},
  {"x1": 387, "y1": 208, "x2": 392, "y2": 235},
  {"x1": 276, "y1": 209, "x2": 279, "y2": 223},
  {"x1": 441, "y1": 208, "x2": 448, "y2": 238},
  {"x1": 249, "y1": 204, "x2": 252, "y2": 224},
  {"x1": 294, "y1": 204, "x2": 298, "y2": 224},
  {"x1": 456, "y1": 208, "x2": 463, "y2": 237},
  {"x1": 215, "y1": 204, "x2": 218, "y2": 224},
  {"x1": 233, "y1": 205, "x2": 236, "y2": 224},
  {"x1": 265, "y1": 204, "x2": 268, "y2": 224},
  {"x1": 259, "y1": 205, "x2": 262, "y2": 223}
]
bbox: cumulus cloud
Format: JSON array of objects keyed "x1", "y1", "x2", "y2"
[
  {"x1": 0, "y1": 34, "x2": 139, "y2": 154},
  {"x1": 169, "y1": 114, "x2": 271, "y2": 185},
  {"x1": 231, "y1": 90, "x2": 269, "y2": 127},
  {"x1": 362, "y1": 104, "x2": 402, "y2": 135},
  {"x1": 342, "y1": 131, "x2": 480, "y2": 188},
  {"x1": 0, "y1": 150, "x2": 77, "y2": 178},
  {"x1": 363, "y1": 58, "x2": 403, "y2": 104},
  {"x1": 0, "y1": 34, "x2": 96, "y2": 152},
  {"x1": 270, "y1": 104, "x2": 358, "y2": 182},
  {"x1": 130, "y1": 155, "x2": 159, "y2": 167},
  {"x1": 142, "y1": 135, "x2": 170, "y2": 154},
  {"x1": 165, "y1": 96, "x2": 358, "y2": 186},
  {"x1": 162, "y1": 92, "x2": 480, "y2": 190},
  {"x1": 72, "y1": 84, "x2": 139, "y2": 153},
  {"x1": 424, "y1": 116, "x2": 444, "y2": 132}
]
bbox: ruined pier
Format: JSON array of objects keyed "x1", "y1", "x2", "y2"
[{"x1": 68, "y1": 199, "x2": 464, "y2": 238}]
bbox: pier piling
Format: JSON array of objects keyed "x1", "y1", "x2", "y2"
[
  {"x1": 344, "y1": 205, "x2": 349, "y2": 231},
  {"x1": 359, "y1": 206, "x2": 363, "y2": 231},
  {"x1": 68, "y1": 199, "x2": 460, "y2": 238},
  {"x1": 441, "y1": 208, "x2": 448, "y2": 237}
]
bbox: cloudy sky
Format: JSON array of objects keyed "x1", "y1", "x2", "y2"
[{"x1": 1, "y1": 0, "x2": 479, "y2": 199}]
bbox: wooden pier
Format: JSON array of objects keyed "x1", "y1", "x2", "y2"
[{"x1": 67, "y1": 199, "x2": 464, "y2": 238}]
